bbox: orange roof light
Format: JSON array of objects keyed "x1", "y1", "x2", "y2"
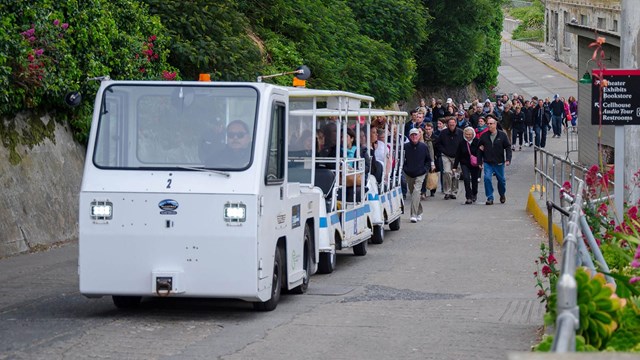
[
  {"x1": 199, "y1": 73, "x2": 211, "y2": 82},
  {"x1": 292, "y1": 77, "x2": 306, "y2": 88}
]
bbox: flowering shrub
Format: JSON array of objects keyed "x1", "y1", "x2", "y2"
[
  {"x1": 533, "y1": 242, "x2": 559, "y2": 310},
  {"x1": 535, "y1": 164, "x2": 640, "y2": 352},
  {"x1": 0, "y1": 1, "x2": 179, "y2": 162}
]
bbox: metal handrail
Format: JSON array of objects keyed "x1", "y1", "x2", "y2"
[
  {"x1": 533, "y1": 148, "x2": 617, "y2": 352},
  {"x1": 551, "y1": 181, "x2": 583, "y2": 352}
]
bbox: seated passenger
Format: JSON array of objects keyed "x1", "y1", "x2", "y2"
[{"x1": 204, "y1": 120, "x2": 252, "y2": 168}]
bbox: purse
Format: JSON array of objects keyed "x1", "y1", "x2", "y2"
[{"x1": 467, "y1": 142, "x2": 478, "y2": 167}]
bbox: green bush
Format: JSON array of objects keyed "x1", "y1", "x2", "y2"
[
  {"x1": 0, "y1": 0, "x2": 177, "y2": 162},
  {"x1": 509, "y1": 0, "x2": 543, "y2": 42}
]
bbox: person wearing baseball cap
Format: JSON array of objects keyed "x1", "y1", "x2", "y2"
[
  {"x1": 404, "y1": 127, "x2": 434, "y2": 222},
  {"x1": 456, "y1": 110, "x2": 469, "y2": 129}
]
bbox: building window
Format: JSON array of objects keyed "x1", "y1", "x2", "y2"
[
  {"x1": 612, "y1": 20, "x2": 618, "y2": 32},
  {"x1": 597, "y1": 17, "x2": 606, "y2": 30},
  {"x1": 580, "y1": 14, "x2": 588, "y2": 25}
]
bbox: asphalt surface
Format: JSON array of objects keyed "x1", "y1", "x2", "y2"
[{"x1": 0, "y1": 23, "x2": 578, "y2": 360}]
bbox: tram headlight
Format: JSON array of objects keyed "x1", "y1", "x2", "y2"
[
  {"x1": 90, "y1": 201, "x2": 113, "y2": 220},
  {"x1": 224, "y1": 202, "x2": 246, "y2": 223}
]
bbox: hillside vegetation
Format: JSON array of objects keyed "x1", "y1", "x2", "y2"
[{"x1": 0, "y1": 0, "x2": 503, "y2": 163}]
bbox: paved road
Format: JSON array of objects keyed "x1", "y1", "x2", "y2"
[{"x1": 0, "y1": 25, "x2": 577, "y2": 360}]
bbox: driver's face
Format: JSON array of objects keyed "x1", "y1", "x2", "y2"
[{"x1": 227, "y1": 124, "x2": 250, "y2": 150}]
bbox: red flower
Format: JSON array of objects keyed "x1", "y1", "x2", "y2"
[
  {"x1": 162, "y1": 70, "x2": 177, "y2": 80},
  {"x1": 542, "y1": 265, "x2": 552, "y2": 277},
  {"x1": 148, "y1": 35, "x2": 157, "y2": 42},
  {"x1": 597, "y1": 203, "x2": 608, "y2": 217},
  {"x1": 628, "y1": 206, "x2": 638, "y2": 220},
  {"x1": 537, "y1": 289, "x2": 546, "y2": 297},
  {"x1": 547, "y1": 254, "x2": 557, "y2": 265}
]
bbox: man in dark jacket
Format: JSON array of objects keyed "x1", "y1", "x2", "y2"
[
  {"x1": 533, "y1": 99, "x2": 550, "y2": 148},
  {"x1": 478, "y1": 114, "x2": 512, "y2": 205},
  {"x1": 404, "y1": 128, "x2": 434, "y2": 222},
  {"x1": 549, "y1": 94, "x2": 564, "y2": 138},
  {"x1": 436, "y1": 117, "x2": 464, "y2": 199}
]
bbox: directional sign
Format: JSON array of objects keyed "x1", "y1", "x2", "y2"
[{"x1": 591, "y1": 69, "x2": 640, "y2": 125}]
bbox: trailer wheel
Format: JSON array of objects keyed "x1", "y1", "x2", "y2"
[
  {"x1": 389, "y1": 217, "x2": 401, "y2": 231},
  {"x1": 353, "y1": 239, "x2": 367, "y2": 256},
  {"x1": 291, "y1": 226, "x2": 312, "y2": 294},
  {"x1": 371, "y1": 224, "x2": 384, "y2": 244},
  {"x1": 253, "y1": 247, "x2": 282, "y2": 311},
  {"x1": 112, "y1": 296, "x2": 141, "y2": 309},
  {"x1": 317, "y1": 250, "x2": 336, "y2": 274}
]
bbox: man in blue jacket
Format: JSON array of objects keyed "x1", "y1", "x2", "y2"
[
  {"x1": 404, "y1": 128, "x2": 435, "y2": 222},
  {"x1": 478, "y1": 114, "x2": 512, "y2": 205}
]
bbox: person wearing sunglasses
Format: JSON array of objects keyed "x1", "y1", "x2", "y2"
[{"x1": 204, "y1": 119, "x2": 252, "y2": 168}]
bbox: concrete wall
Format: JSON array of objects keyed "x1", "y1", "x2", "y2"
[
  {"x1": 545, "y1": 0, "x2": 620, "y2": 69},
  {"x1": 0, "y1": 114, "x2": 85, "y2": 258}
]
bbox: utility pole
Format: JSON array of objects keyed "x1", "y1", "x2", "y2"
[{"x1": 621, "y1": 1, "x2": 640, "y2": 207}]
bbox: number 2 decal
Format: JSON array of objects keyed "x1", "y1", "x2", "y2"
[{"x1": 166, "y1": 179, "x2": 172, "y2": 189}]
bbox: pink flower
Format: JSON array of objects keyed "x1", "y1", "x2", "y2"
[
  {"x1": 631, "y1": 260, "x2": 640, "y2": 268},
  {"x1": 630, "y1": 277, "x2": 640, "y2": 284},
  {"x1": 61, "y1": 23, "x2": 69, "y2": 30},
  {"x1": 34, "y1": 48, "x2": 44, "y2": 56},
  {"x1": 162, "y1": 70, "x2": 177, "y2": 80},
  {"x1": 53, "y1": 19, "x2": 60, "y2": 26},
  {"x1": 28, "y1": 36, "x2": 36, "y2": 42}
]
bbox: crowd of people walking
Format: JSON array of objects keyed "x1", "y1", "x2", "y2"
[{"x1": 398, "y1": 93, "x2": 577, "y2": 216}]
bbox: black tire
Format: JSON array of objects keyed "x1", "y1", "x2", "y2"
[
  {"x1": 353, "y1": 239, "x2": 367, "y2": 256},
  {"x1": 389, "y1": 217, "x2": 401, "y2": 231},
  {"x1": 112, "y1": 295, "x2": 141, "y2": 309},
  {"x1": 371, "y1": 224, "x2": 384, "y2": 244},
  {"x1": 253, "y1": 247, "x2": 282, "y2": 311},
  {"x1": 291, "y1": 226, "x2": 312, "y2": 294},
  {"x1": 317, "y1": 250, "x2": 336, "y2": 274}
]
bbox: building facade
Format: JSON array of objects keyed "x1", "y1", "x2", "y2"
[{"x1": 544, "y1": 0, "x2": 621, "y2": 166}]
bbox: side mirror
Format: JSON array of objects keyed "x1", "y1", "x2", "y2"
[
  {"x1": 64, "y1": 92, "x2": 82, "y2": 107},
  {"x1": 295, "y1": 65, "x2": 311, "y2": 80}
]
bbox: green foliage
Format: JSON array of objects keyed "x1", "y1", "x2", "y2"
[
  {"x1": 575, "y1": 267, "x2": 624, "y2": 350},
  {"x1": 533, "y1": 334, "x2": 598, "y2": 352},
  {"x1": 142, "y1": 0, "x2": 262, "y2": 81},
  {"x1": 1, "y1": 0, "x2": 505, "y2": 159},
  {"x1": 240, "y1": 0, "x2": 421, "y2": 106},
  {"x1": 508, "y1": 0, "x2": 543, "y2": 41},
  {"x1": 474, "y1": 0, "x2": 503, "y2": 90},
  {"x1": 606, "y1": 301, "x2": 640, "y2": 352},
  {"x1": 416, "y1": 0, "x2": 503, "y2": 91},
  {"x1": 0, "y1": 0, "x2": 177, "y2": 158}
]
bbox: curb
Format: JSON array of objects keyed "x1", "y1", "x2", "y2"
[
  {"x1": 526, "y1": 189, "x2": 564, "y2": 244},
  {"x1": 506, "y1": 39, "x2": 577, "y2": 82}
]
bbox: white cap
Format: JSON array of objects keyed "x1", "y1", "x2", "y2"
[
  {"x1": 446, "y1": 98, "x2": 453, "y2": 104},
  {"x1": 409, "y1": 128, "x2": 420, "y2": 136}
]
